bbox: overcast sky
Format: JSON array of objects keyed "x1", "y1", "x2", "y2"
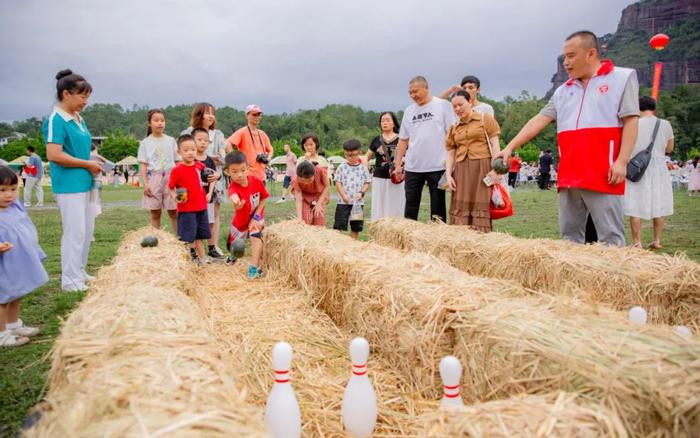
[{"x1": 0, "y1": 0, "x2": 637, "y2": 122}]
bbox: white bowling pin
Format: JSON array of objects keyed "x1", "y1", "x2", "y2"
[
  {"x1": 674, "y1": 325, "x2": 692, "y2": 339},
  {"x1": 265, "y1": 342, "x2": 301, "y2": 438},
  {"x1": 342, "y1": 337, "x2": 377, "y2": 438},
  {"x1": 439, "y1": 355, "x2": 464, "y2": 406},
  {"x1": 628, "y1": 306, "x2": 647, "y2": 325}
]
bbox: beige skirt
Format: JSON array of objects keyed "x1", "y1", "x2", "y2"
[{"x1": 449, "y1": 158, "x2": 492, "y2": 232}]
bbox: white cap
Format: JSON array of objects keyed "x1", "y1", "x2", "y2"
[{"x1": 246, "y1": 104, "x2": 262, "y2": 114}]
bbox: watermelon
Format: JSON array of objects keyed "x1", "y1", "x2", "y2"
[
  {"x1": 232, "y1": 239, "x2": 246, "y2": 258},
  {"x1": 491, "y1": 157, "x2": 508, "y2": 175},
  {"x1": 141, "y1": 236, "x2": 159, "y2": 248}
]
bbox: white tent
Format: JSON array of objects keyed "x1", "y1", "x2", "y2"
[{"x1": 116, "y1": 156, "x2": 139, "y2": 166}]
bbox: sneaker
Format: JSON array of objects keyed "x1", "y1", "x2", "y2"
[
  {"x1": 62, "y1": 283, "x2": 88, "y2": 293},
  {"x1": 24, "y1": 203, "x2": 31, "y2": 208},
  {"x1": 190, "y1": 248, "x2": 198, "y2": 261},
  {"x1": 247, "y1": 265, "x2": 265, "y2": 279},
  {"x1": 275, "y1": 198, "x2": 286, "y2": 203},
  {"x1": 84, "y1": 274, "x2": 96, "y2": 283},
  {"x1": 36, "y1": 203, "x2": 43, "y2": 207},
  {"x1": 208, "y1": 245, "x2": 224, "y2": 259},
  {"x1": 225, "y1": 255, "x2": 237, "y2": 265},
  {"x1": 8, "y1": 320, "x2": 40, "y2": 337},
  {"x1": 0, "y1": 331, "x2": 30, "y2": 347}
]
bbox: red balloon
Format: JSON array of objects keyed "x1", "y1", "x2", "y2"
[{"x1": 649, "y1": 33, "x2": 670, "y2": 50}]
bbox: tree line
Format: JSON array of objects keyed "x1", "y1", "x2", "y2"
[{"x1": 1, "y1": 85, "x2": 698, "y2": 164}]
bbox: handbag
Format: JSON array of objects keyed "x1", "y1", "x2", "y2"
[
  {"x1": 627, "y1": 118, "x2": 661, "y2": 182},
  {"x1": 379, "y1": 135, "x2": 404, "y2": 184},
  {"x1": 490, "y1": 183, "x2": 514, "y2": 219}
]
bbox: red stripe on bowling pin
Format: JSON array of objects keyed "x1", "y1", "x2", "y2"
[
  {"x1": 352, "y1": 363, "x2": 367, "y2": 376},
  {"x1": 275, "y1": 369, "x2": 290, "y2": 383},
  {"x1": 443, "y1": 383, "x2": 460, "y2": 398}
]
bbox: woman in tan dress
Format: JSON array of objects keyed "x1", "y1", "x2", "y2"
[{"x1": 444, "y1": 90, "x2": 501, "y2": 232}]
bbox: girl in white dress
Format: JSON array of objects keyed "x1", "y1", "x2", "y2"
[{"x1": 623, "y1": 96, "x2": 674, "y2": 249}]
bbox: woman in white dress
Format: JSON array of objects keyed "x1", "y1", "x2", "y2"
[
  {"x1": 366, "y1": 112, "x2": 405, "y2": 220},
  {"x1": 624, "y1": 96, "x2": 674, "y2": 249}
]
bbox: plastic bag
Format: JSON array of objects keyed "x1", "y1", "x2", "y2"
[
  {"x1": 491, "y1": 184, "x2": 505, "y2": 208},
  {"x1": 350, "y1": 201, "x2": 364, "y2": 221},
  {"x1": 489, "y1": 183, "x2": 514, "y2": 220},
  {"x1": 437, "y1": 172, "x2": 451, "y2": 191}
]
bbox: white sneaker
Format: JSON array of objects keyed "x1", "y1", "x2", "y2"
[
  {"x1": 9, "y1": 320, "x2": 40, "y2": 337},
  {"x1": 0, "y1": 330, "x2": 29, "y2": 347},
  {"x1": 63, "y1": 283, "x2": 88, "y2": 293},
  {"x1": 36, "y1": 203, "x2": 44, "y2": 207},
  {"x1": 24, "y1": 203, "x2": 31, "y2": 208},
  {"x1": 85, "y1": 274, "x2": 96, "y2": 282},
  {"x1": 276, "y1": 198, "x2": 285, "y2": 203}
]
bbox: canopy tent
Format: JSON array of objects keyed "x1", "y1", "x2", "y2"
[
  {"x1": 269, "y1": 156, "x2": 287, "y2": 167},
  {"x1": 9, "y1": 155, "x2": 29, "y2": 164},
  {"x1": 116, "y1": 156, "x2": 139, "y2": 166},
  {"x1": 327, "y1": 156, "x2": 346, "y2": 166}
]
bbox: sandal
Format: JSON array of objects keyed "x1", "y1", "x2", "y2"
[
  {"x1": 630, "y1": 242, "x2": 643, "y2": 249},
  {"x1": 648, "y1": 241, "x2": 663, "y2": 250},
  {"x1": 0, "y1": 331, "x2": 30, "y2": 347}
]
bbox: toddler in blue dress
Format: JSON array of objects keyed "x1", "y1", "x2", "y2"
[{"x1": 0, "y1": 165, "x2": 47, "y2": 347}]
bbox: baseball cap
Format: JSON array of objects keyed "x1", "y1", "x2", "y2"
[{"x1": 245, "y1": 104, "x2": 262, "y2": 114}]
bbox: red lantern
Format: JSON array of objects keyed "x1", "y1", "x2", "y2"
[{"x1": 649, "y1": 33, "x2": 670, "y2": 51}]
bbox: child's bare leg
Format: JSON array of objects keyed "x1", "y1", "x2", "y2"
[
  {"x1": 6, "y1": 299, "x2": 20, "y2": 324},
  {"x1": 167, "y1": 210, "x2": 177, "y2": 234},
  {"x1": 150, "y1": 209, "x2": 162, "y2": 229},
  {"x1": 194, "y1": 240, "x2": 206, "y2": 259},
  {"x1": 351, "y1": 231, "x2": 359, "y2": 240},
  {"x1": 250, "y1": 236, "x2": 263, "y2": 267},
  {"x1": 0, "y1": 303, "x2": 8, "y2": 332}
]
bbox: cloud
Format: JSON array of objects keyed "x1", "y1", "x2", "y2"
[{"x1": 0, "y1": 0, "x2": 637, "y2": 122}]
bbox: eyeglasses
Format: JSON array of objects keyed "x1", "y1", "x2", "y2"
[{"x1": 250, "y1": 113, "x2": 262, "y2": 117}]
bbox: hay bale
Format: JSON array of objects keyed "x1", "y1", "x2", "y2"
[
  {"x1": 25, "y1": 229, "x2": 266, "y2": 437},
  {"x1": 420, "y1": 392, "x2": 628, "y2": 438},
  {"x1": 368, "y1": 218, "x2": 700, "y2": 327},
  {"x1": 264, "y1": 221, "x2": 700, "y2": 436},
  {"x1": 188, "y1": 264, "x2": 434, "y2": 436}
]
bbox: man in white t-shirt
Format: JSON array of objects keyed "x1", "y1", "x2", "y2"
[{"x1": 394, "y1": 76, "x2": 457, "y2": 222}]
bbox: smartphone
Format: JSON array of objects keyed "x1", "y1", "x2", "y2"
[{"x1": 483, "y1": 174, "x2": 494, "y2": 187}]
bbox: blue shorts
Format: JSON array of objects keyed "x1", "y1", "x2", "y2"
[
  {"x1": 177, "y1": 210, "x2": 211, "y2": 243},
  {"x1": 283, "y1": 175, "x2": 292, "y2": 189}
]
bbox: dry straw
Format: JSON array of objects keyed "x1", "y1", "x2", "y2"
[
  {"x1": 264, "y1": 221, "x2": 700, "y2": 436},
  {"x1": 420, "y1": 392, "x2": 628, "y2": 438},
  {"x1": 24, "y1": 229, "x2": 266, "y2": 437},
  {"x1": 368, "y1": 218, "x2": 700, "y2": 327},
  {"x1": 188, "y1": 263, "x2": 435, "y2": 436}
]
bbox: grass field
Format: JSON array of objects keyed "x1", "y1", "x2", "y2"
[{"x1": 1, "y1": 182, "x2": 698, "y2": 436}]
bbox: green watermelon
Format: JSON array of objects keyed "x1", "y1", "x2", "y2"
[
  {"x1": 141, "y1": 236, "x2": 159, "y2": 248},
  {"x1": 491, "y1": 157, "x2": 508, "y2": 175},
  {"x1": 232, "y1": 239, "x2": 246, "y2": 258}
]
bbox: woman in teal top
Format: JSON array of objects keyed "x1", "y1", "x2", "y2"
[{"x1": 41, "y1": 69, "x2": 102, "y2": 292}]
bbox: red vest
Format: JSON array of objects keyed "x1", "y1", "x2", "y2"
[{"x1": 552, "y1": 60, "x2": 635, "y2": 194}]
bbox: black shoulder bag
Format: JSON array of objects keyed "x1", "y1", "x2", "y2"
[{"x1": 626, "y1": 118, "x2": 660, "y2": 182}]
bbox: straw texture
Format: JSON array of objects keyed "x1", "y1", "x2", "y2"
[
  {"x1": 420, "y1": 392, "x2": 628, "y2": 438},
  {"x1": 24, "y1": 229, "x2": 267, "y2": 437},
  {"x1": 264, "y1": 221, "x2": 700, "y2": 437},
  {"x1": 369, "y1": 218, "x2": 700, "y2": 327}
]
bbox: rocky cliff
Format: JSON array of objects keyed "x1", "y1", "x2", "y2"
[{"x1": 548, "y1": 0, "x2": 700, "y2": 94}]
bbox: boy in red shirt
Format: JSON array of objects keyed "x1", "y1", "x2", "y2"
[
  {"x1": 223, "y1": 151, "x2": 269, "y2": 278},
  {"x1": 168, "y1": 134, "x2": 215, "y2": 263}
]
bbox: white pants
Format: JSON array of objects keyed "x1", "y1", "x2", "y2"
[
  {"x1": 24, "y1": 176, "x2": 44, "y2": 205},
  {"x1": 56, "y1": 192, "x2": 95, "y2": 290},
  {"x1": 370, "y1": 177, "x2": 406, "y2": 221}
]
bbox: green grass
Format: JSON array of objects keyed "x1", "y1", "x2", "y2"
[{"x1": 1, "y1": 183, "x2": 698, "y2": 436}]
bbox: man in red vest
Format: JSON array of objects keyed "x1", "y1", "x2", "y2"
[{"x1": 497, "y1": 30, "x2": 639, "y2": 246}]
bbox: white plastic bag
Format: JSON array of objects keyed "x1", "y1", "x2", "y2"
[
  {"x1": 350, "y1": 201, "x2": 364, "y2": 221},
  {"x1": 491, "y1": 184, "x2": 505, "y2": 208}
]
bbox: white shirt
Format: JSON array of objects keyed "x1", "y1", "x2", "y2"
[
  {"x1": 398, "y1": 97, "x2": 457, "y2": 172},
  {"x1": 473, "y1": 102, "x2": 494, "y2": 116},
  {"x1": 137, "y1": 134, "x2": 178, "y2": 172}
]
